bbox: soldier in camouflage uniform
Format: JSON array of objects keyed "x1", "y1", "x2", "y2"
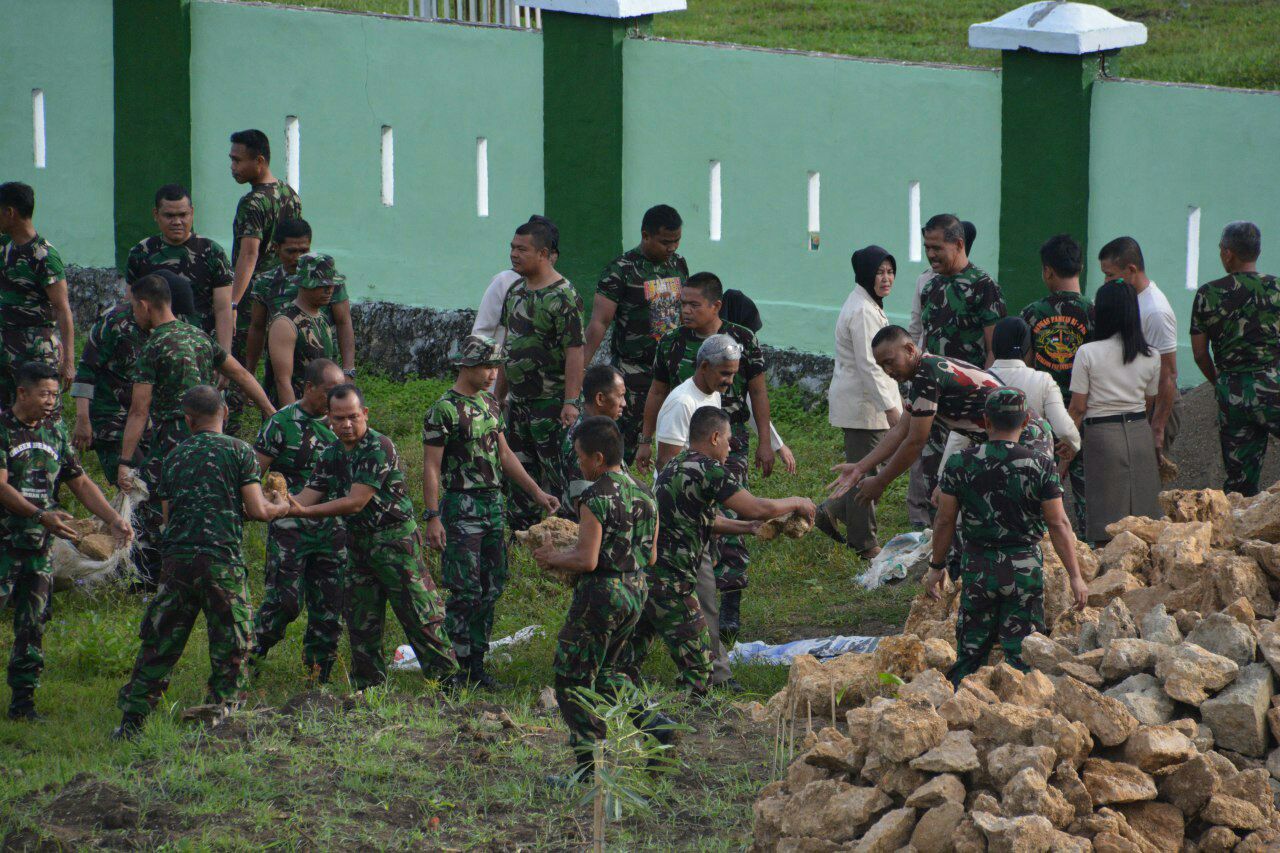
[
  {"x1": 583, "y1": 205, "x2": 688, "y2": 463},
  {"x1": 422, "y1": 336, "x2": 559, "y2": 687},
  {"x1": 497, "y1": 218, "x2": 584, "y2": 533},
  {"x1": 227, "y1": 130, "x2": 303, "y2": 434},
  {"x1": 640, "y1": 272, "x2": 794, "y2": 638},
  {"x1": 1190, "y1": 221, "x2": 1280, "y2": 497},
  {"x1": 125, "y1": 184, "x2": 234, "y2": 348},
  {"x1": 1020, "y1": 234, "x2": 1094, "y2": 530},
  {"x1": 534, "y1": 417, "x2": 657, "y2": 780},
  {"x1": 118, "y1": 275, "x2": 275, "y2": 587},
  {"x1": 559, "y1": 364, "x2": 627, "y2": 517},
  {"x1": 71, "y1": 298, "x2": 146, "y2": 476},
  {"x1": 115, "y1": 386, "x2": 288, "y2": 737},
  {"x1": 290, "y1": 385, "x2": 458, "y2": 688},
  {"x1": 620, "y1": 407, "x2": 814, "y2": 695},
  {"x1": 916, "y1": 214, "x2": 1006, "y2": 505},
  {"x1": 0, "y1": 363, "x2": 131, "y2": 721},
  {"x1": 250, "y1": 359, "x2": 348, "y2": 682},
  {"x1": 266, "y1": 253, "x2": 341, "y2": 405},
  {"x1": 245, "y1": 219, "x2": 356, "y2": 390},
  {"x1": 0, "y1": 182, "x2": 75, "y2": 407},
  {"x1": 924, "y1": 388, "x2": 1088, "y2": 684}
]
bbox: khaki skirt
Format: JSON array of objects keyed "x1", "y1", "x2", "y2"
[{"x1": 1082, "y1": 416, "x2": 1162, "y2": 543}]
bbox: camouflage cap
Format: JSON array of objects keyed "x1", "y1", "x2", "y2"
[
  {"x1": 450, "y1": 334, "x2": 506, "y2": 367},
  {"x1": 985, "y1": 386, "x2": 1027, "y2": 417},
  {"x1": 291, "y1": 253, "x2": 346, "y2": 289}
]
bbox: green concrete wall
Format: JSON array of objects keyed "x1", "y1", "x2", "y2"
[
  {"x1": 188, "y1": 1, "x2": 544, "y2": 309},
  {"x1": 621, "y1": 38, "x2": 1003, "y2": 354},
  {"x1": 1089, "y1": 79, "x2": 1280, "y2": 377},
  {"x1": 0, "y1": 0, "x2": 115, "y2": 268}
]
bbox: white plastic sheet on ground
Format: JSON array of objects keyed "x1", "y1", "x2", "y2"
[
  {"x1": 856, "y1": 530, "x2": 931, "y2": 590},
  {"x1": 49, "y1": 486, "x2": 141, "y2": 590},
  {"x1": 728, "y1": 635, "x2": 882, "y2": 665},
  {"x1": 391, "y1": 624, "x2": 544, "y2": 671}
]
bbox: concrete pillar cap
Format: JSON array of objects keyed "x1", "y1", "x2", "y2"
[
  {"x1": 520, "y1": 0, "x2": 684, "y2": 16},
  {"x1": 969, "y1": 1, "x2": 1147, "y2": 55}
]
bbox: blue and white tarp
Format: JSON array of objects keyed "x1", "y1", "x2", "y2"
[{"x1": 728, "y1": 634, "x2": 882, "y2": 665}]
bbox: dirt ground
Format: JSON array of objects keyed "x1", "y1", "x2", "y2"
[{"x1": 1167, "y1": 381, "x2": 1280, "y2": 492}]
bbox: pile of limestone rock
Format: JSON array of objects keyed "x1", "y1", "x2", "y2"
[{"x1": 750, "y1": 484, "x2": 1280, "y2": 851}]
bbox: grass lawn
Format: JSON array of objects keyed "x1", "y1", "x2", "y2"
[
  {"x1": 285, "y1": 0, "x2": 1280, "y2": 90},
  {"x1": 0, "y1": 372, "x2": 916, "y2": 848}
]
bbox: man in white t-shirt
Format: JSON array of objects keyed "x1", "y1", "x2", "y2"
[
  {"x1": 652, "y1": 333, "x2": 743, "y2": 687},
  {"x1": 1098, "y1": 237, "x2": 1181, "y2": 453}
]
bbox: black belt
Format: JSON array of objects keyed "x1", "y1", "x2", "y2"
[{"x1": 1083, "y1": 411, "x2": 1146, "y2": 426}]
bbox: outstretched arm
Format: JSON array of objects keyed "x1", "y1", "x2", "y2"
[{"x1": 534, "y1": 504, "x2": 603, "y2": 574}]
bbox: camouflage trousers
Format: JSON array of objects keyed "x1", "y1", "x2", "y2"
[
  {"x1": 440, "y1": 489, "x2": 508, "y2": 661},
  {"x1": 1067, "y1": 451, "x2": 1087, "y2": 534},
  {"x1": 713, "y1": 444, "x2": 751, "y2": 592},
  {"x1": 615, "y1": 379, "x2": 650, "y2": 467},
  {"x1": 949, "y1": 545, "x2": 1045, "y2": 686},
  {"x1": 223, "y1": 323, "x2": 250, "y2": 437},
  {"x1": 1, "y1": 548, "x2": 52, "y2": 702},
  {"x1": 505, "y1": 397, "x2": 564, "y2": 533},
  {"x1": 1215, "y1": 370, "x2": 1280, "y2": 497},
  {"x1": 253, "y1": 521, "x2": 348, "y2": 678},
  {"x1": 134, "y1": 418, "x2": 188, "y2": 586},
  {"x1": 0, "y1": 326, "x2": 60, "y2": 408},
  {"x1": 94, "y1": 441, "x2": 123, "y2": 482},
  {"x1": 618, "y1": 573, "x2": 713, "y2": 695},
  {"x1": 919, "y1": 420, "x2": 950, "y2": 502},
  {"x1": 553, "y1": 571, "x2": 647, "y2": 750},
  {"x1": 346, "y1": 524, "x2": 458, "y2": 690},
  {"x1": 117, "y1": 554, "x2": 253, "y2": 717}
]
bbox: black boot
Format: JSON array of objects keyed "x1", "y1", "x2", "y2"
[
  {"x1": 469, "y1": 653, "x2": 501, "y2": 690},
  {"x1": 444, "y1": 654, "x2": 472, "y2": 690},
  {"x1": 633, "y1": 707, "x2": 678, "y2": 746},
  {"x1": 719, "y1": 590, "x2": 742, "y2": 644},
  {"x1": 7, "y1": 691, "x2": 39, "y2": 722},
  {"x1": 547, "y1": 746, "x2": 595, "y2": 787},
  {"x1": 111, "y1": 713, "x2": 145, "y2": 740}
]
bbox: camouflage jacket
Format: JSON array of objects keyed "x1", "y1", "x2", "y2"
[
  {"x1": 0, "y1": 410, "x2": 83, "y2": 551},
  {"x1": 307, "y1": 427, "x2": 415, "y2": 536},
  {"x1": 274, "y1": 304, "x2": 338, "y2": 400},
  {"x1": 156, "y1": 430, "x2": 259, "y2": 562},
  {"x1": 232, "y1": 181, "x2": 302, "y2": 276},
  {"x1": 905, "y1": 354, "x2": 1002, "y2": 442},
  {"x1": 579, "y1": 470, "x2": 657, "y2": 575},
  {"x1": 0, "y1": 233, "x2": 64, "y2": 327},
  {"x1": 596, "y1": 247, "x2": 689, "y2": 390},
  {"x1": 1020, "y1": 292, "x2": 1095, "y2": 397},
  {"x1": 250, "y1": 264, "x2": 348, "y2": 323},
  {"x1": 919, "y1": 263, "x2": 1005, "y2": 365},
  {"x1": 653, "y1": 320, "x2": 765, "y2": 438},
  {"x1": 255, "y1": 402, "x2": 341, "y2": 537},
  {"x1": 422, "y1": 389, "x2": 505, "y2": 492},
  {"x1": 940, "y1": 439, "x2": 1063, "y2": 551},
  {"x1": 499, "y1": 277, "x2": 584, "y2": 402},
  {"x1": 654, "y1": 449, "x2": 743, "y2": 584},
  {"x1": 71, "y1": 304, "x2": 146, "y2": 442},
  {"x1": 1190, "y1": 272, "x2": 1280, "y2": 374},
  {"x1": 133, "y1": 320, "x2": 229, "y2": 422},
  {"x1": 126, "y1": 234, "x2": 233, "y2": 335}
]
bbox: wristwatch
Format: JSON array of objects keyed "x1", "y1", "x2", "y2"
[
  {"x1": 420, "y1": 508, "x2": 440, "y2": 522},
  {"x1": 928, "y1": 561, "x2": 946, "y2": 572},
  {"x1": 344, "y1": 368, "x2": 356, "y2": 379},
  {"x1": 31, "y1": 508, "x2": 44, "y2": 524}
]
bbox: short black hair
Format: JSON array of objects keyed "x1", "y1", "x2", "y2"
[
  {"x1": 685, "y1": 271, "x2": 723, "y2": 303},
  {"x1": 923, "y1": 213, "x2": 964, "y2": 245},
  {"x1": 688, "y1": 406, "x2": 730, "y2": 443},
  {"x1": 515, "y1": 217, "x2": 557, "y2": 253},
  {"x1": 1098, "y1": 236, "x2": 1145, "y2": 272},
  {"x1": 962, "y1": 221, "x2": 977, "y2": 255},
  {"x1": 0, "y1": 182, "x2": 35, "y2": 219},
  {"x1": 641, "y1": 204, "x2": 682, "y2": 235},
  {"x1": 304, "y1": 357, "x2": 340, "y2": 388},
  {"x1": 1221, "y1": 221, "x2": 1262, "y2": 262},
  {"x1": 181, "y1": 384, "x2": 224, "y2": 418},
  {"x1": 16, "y1": 361, "x2": 58, "y2": 389},
  {"x1": 526, "y1": 214, "x2": 559, "y2": 253},
  {"x1": 988, "y1": 409, "x2": 1025, "y2": 432},
  {"x1": 1040, "y1": 233, "x2": 1083, "y2": 278},
  {"x1": 131, "y1": 273, "x2": 172, "y2": 307},
  {"x1": 870, "y1": 324, "x2": 911, "y2": 350},
  {"x1": 230, "y1": 129, "x2": 271, "y2": 163},
  {"x1": 328, "y1": 383, "x2": 365, "y2": 407},
  {"x1": 275, "y1": 218, "x2": 312, "y2": 243},
  {"x1": 574, "y1": 415, "x2": 623, "y2": 467},
  {"x1": 583, "y1": 364, "x2": 623, "y2": 405},
  {"x1": 153, "y1": 184, "x2": 191, "y2": 208}
]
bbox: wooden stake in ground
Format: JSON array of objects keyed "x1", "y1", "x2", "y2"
[
  {"x1": 593, "y1": 743, "x2": 604, "y2": 852},
  {"x1": 830, "y1": 680, "x2": 836, "y2": 725}
]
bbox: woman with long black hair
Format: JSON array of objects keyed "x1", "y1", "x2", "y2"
[{"x1": 1067, "y1": 279, "x2": 1162, "y2": 544}]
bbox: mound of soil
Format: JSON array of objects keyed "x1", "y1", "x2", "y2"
[
  {"x1": 1168, "y1": 382, "x2": 1280, "y2": 492},
  {"x1": 48, "y1": 774, "x2": 139, "y2": 831}
]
